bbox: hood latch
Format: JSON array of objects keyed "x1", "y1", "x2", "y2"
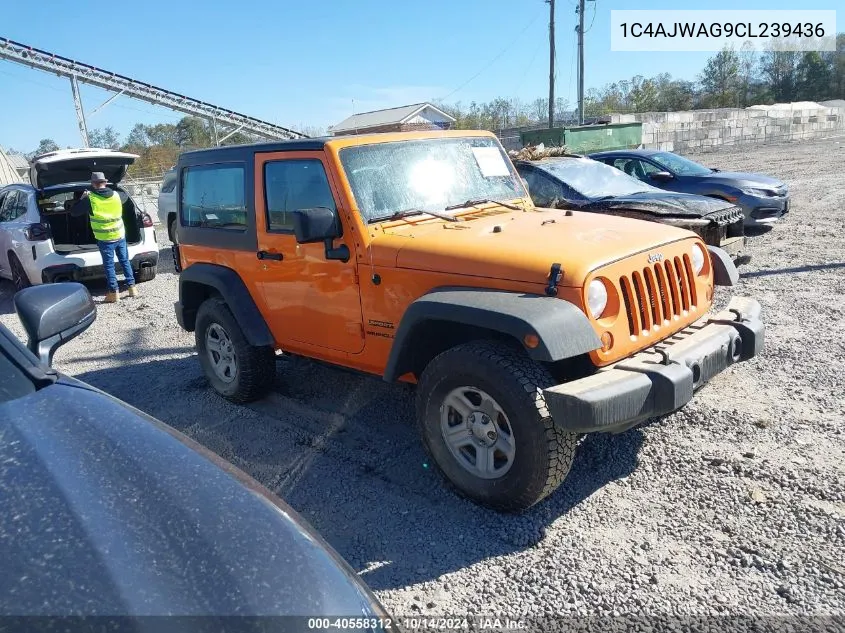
[{"x1": 545, "y1": 263, "x2": 563, "y2": 297}]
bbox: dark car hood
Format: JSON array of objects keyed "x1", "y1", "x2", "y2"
[
  {"x1": 700, "y1": 171, "x2": 784, "y2": 188},
  {"x1": 579, "y1": 191, "x2": 734, "y2": 218},
  {"x1": 0, "y1": 380, "x2": 384, "y2": 617}
]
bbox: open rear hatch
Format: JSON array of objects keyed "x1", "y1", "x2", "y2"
[
  {"x1": 32, "y1": 149, "x2": 142, "y2": 253},
  {"x1": 38, "y1": 187, "x2": 143, "y2": 253},
  {"x1": 30, "y1": 148, "x2": 138, "y2": 189}
]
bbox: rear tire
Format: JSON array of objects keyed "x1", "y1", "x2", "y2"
[
  {"x1": 195, "y1": 297, "x2": 275, "y2": 403},
  {"x1": 135, "y1": 265, "x2": 157, "y2": 283},
  {"x1": 9, "y1": 253, "x2": 31, "y2": 292},
  {"x1": 416, "y1": 340, "x2": 577, "y2": 512}
]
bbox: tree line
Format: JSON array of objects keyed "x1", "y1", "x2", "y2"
[
  {"x1": 438, "y1": 36, "x2": 844, "y2": 129},
  {"x1": 9, "y1": 34, "x2": 843, "y2": 176},
  {"x1": 11, "y1": 118, "x2": 325, "y2": 179}
]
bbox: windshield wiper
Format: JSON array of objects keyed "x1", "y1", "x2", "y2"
[
  {"x1": 444, "y1": 198, "x2": 521, "y2": 212},
  {"x1": 368, "y1": 208, "x2": 459, "y2": 224}
]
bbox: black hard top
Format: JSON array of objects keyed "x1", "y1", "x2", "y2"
[{"x1": 178, "y1": 137, "x2": 331, "y2": 165}]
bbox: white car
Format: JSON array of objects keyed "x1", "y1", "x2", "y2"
[
  {"x1": 158, "y1": 167, "x2": 178, "y2": 242},
  {"x1": 0, "y1": 148, "x2": 159, "y2": 291}
]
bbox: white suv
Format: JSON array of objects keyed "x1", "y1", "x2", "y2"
[{"x1": 0, "y1": 148, "x2": 159, "y2": 291}]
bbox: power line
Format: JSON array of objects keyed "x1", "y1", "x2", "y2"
[
  {"x1": 514, "y1": 37, "x2": 545, "y2": 95},
  {"x1": 437, "y1": 10, "x2": 544, "y2": 102}
]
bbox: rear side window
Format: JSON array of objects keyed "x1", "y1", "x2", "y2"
[
  {"x1": 0, "y1": 191, "x2": 28, "y2": 222},
  {"x1": 263, "y1": 160, "x2": 336, "y2": 232},
  {"x1": 181, "y1": 164, "x2": 246, "y2": 230}
]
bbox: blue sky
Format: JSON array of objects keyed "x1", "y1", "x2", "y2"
[{"x1": 0, "y1": 0, "x2": 839, "y2": 152}]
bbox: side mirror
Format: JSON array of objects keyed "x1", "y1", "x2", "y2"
[
  {"x1": 291, "y1": 207, "x2": 349, "y2": 263},
  {"x1": 13, "y1": 283, "x2": 96, "y2": 366},
  {"x1": 291, "y1": 207, "x2": 340, "y2": 244},
  {"x1": 649, "y1": 171, "x2": 674, "y2": 182}
]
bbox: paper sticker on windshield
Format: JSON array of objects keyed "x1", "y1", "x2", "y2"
[{"x1": 472, "y1": 147, "x2": 510, "y2": 178}]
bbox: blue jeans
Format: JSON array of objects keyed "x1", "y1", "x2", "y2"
[{"x1": 97, "y1": 238, "x2": 135, "y2": 292}]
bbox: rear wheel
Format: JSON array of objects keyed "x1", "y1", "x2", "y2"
[
  {"x1": 416, "y1": 340, "x2": 577, "y2": 512},
  {"x1": 9, "y1": 253, "x2": 31, "y2": 292},
  {"x1": 195, "y1": 297, "x2": 275, "y2": 403}
]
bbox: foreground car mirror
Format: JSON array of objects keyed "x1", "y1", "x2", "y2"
[
  {"x1": 13, "y1": 283, "x2": 96, "y2": 366},
  {"x1": 649, "y1": 171, "x2": 674, "y2": 182}
]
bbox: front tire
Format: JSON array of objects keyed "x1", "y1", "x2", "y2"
[
  {"x1": 195, "y1": 297, "x2": 276, "y2": 403},
  {"x1": 416, "y1": 340, "x2": 577, "y2": 512}
]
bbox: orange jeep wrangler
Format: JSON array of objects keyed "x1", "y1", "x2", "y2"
[{"x1": 173, "y1": 130, "x2": 764, "y2": 512}]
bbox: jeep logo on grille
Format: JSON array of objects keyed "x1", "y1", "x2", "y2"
[{"x1": 648, "y1": 253, "x2": 664, "y2": 264}]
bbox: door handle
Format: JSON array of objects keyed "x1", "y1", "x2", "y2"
[{"x1": 257, "y1": 250, "x2": 283, "y2": 261}]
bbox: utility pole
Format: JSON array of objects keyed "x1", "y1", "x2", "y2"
[
  {"x1": 547, "y1": 0, "x2": 555, "y2": 129},
  {"x1": 577, "y1": 0, "x2": 585, "y2": 125}
]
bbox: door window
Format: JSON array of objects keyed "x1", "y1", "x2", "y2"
[
  {"x1": 521, "y1": 169, "x2": 569, "y2": 206},
  {"x1": 263, "y1": 160, "x2": 336, "y2": 232},
  {"x1": 613, "y1": 158, "x2": 660, "y2": 182}
]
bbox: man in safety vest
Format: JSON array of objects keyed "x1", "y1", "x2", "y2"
[{"x1": 71, "y1": 172, "x2": 138, "y2": 303}]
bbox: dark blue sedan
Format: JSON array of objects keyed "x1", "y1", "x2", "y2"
[{"x1": 589, "y1": 149, "x2": 789, "y2": 227}]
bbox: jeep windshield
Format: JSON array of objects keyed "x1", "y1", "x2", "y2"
[{"x1": 338, "y1": 137, "x2": 527, "y2": 223}]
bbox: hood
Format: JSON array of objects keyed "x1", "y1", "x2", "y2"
[
  {"x1": 699, "y1": 171, "x2": 785, "y2": 189},
  {"x1": 30, "y1": 148, "x2": 138, "y2": 189},
  {"x1": 0, "y1": 381, "x2": 385, "y2": 617},
  {"x1": 373, "y1": 208, "x2": 698, "y2": 287},
  {"x1": 579, "y1": 191, "x2": 734, "y2": 218}
]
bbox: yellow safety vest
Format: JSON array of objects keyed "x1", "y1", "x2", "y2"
[{"x1": 88, "y1": 190, "x2": 125, "y2": 242}]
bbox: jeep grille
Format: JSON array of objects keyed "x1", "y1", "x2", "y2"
[{"x1": 619, "y1": 255, "x2": 698, "y2": 337}]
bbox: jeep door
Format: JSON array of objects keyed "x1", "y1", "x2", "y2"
[{"x1": 253, "y1": 151, "x2": 364, "y2": 354}]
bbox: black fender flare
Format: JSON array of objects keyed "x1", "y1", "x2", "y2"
[
  {"x1": 383, "y1": 287, "x2": 601, "y2": 381},
  {"x1": 176, "y1": 263, "x2": 274, "y2": 348},
  {"x1": 707, "y1": 245, "x2": 739, "y2": 286}
]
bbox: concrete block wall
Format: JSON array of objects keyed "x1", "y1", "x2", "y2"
[{"x1": 610, "y1": 104, "x2": 845, "y2": 153}]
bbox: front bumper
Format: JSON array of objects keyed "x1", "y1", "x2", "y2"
[
  {"x1": 544, "y1": 297, "x2": 764, "y2": 434},
  {"x1": 737, "y1": 193, "x2": 789, "y2": 226},
  {"x1": 41, "y1": 251, "x2": 159, "y2": 283}
]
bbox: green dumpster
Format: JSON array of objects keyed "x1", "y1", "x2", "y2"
[{"x1": 519, "y1": 123, "x2": 642, "y2": 154}]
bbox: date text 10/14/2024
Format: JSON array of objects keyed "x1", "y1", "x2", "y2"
[{"x1": 307, "y1": 617, "x2": 528, "y2": 631}]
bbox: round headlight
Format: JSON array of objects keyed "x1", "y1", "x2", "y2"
[
  {"x1": 691, "y1": 243, "x2": 706, "y2": 275},
  {"x1": 587, "y1": 279, "x2": 608, "y2": 319}
]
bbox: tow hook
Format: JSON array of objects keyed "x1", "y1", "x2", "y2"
[{"x1": 654, "y1": 345, "x2": 672, "y2": 366}]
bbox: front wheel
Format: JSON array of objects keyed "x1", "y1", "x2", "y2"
[
  {"x1": 416, "y1": 340, "x2": 577, "y2": 512},
  {"x1": 195, "y1": 297, "x2": 276, "y2": 403}
]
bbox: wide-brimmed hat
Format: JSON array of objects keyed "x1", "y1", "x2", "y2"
[{"x1": 91, "y1": 171, "x2": 108, "y2": 183}]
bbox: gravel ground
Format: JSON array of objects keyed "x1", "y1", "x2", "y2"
[{"x1": 2, "y1": 137, "x2": 843, "y2": 626}]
